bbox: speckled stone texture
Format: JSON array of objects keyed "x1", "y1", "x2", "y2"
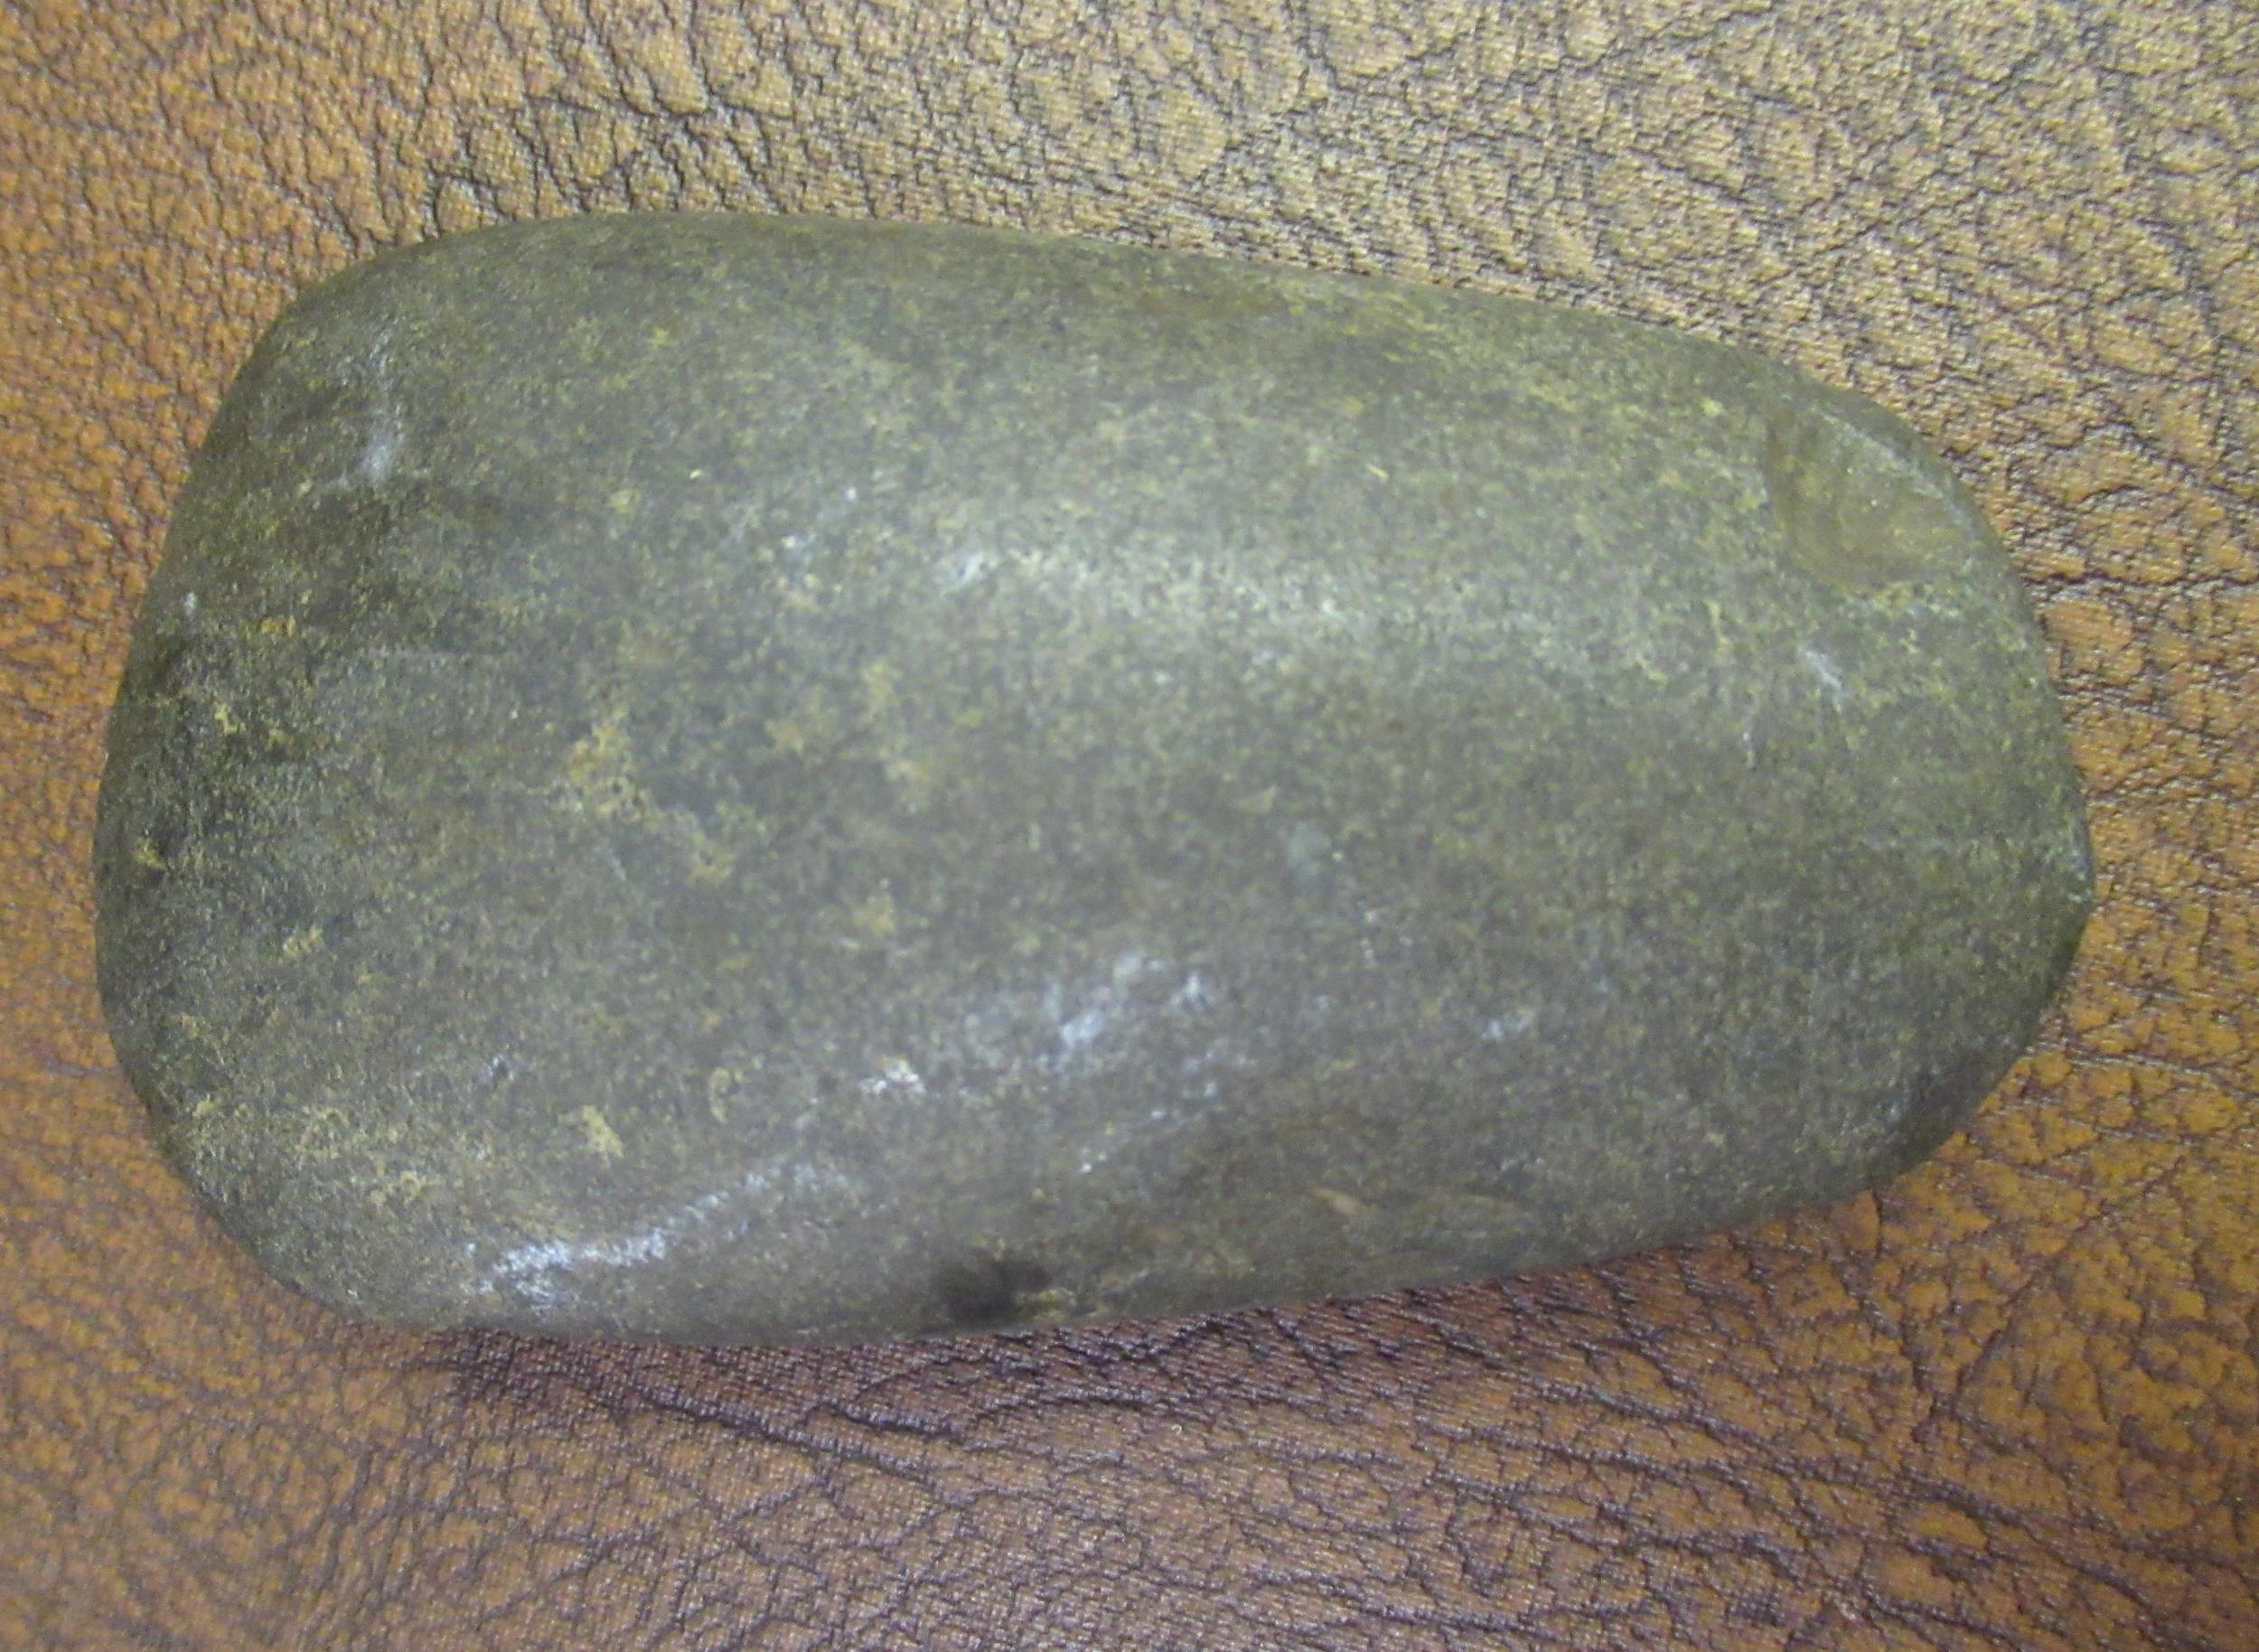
[{"x1": 94, "y1": 212, "x2": 2086, "y2": 1344}]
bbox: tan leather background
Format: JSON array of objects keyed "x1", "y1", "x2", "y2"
[{"x1": 4, "y1": 3, "x2": 2254, "y2": 1647}]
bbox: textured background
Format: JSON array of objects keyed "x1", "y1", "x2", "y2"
[{"x1": 2, "y1": 3, "x2": 2253, "y2": 1647}]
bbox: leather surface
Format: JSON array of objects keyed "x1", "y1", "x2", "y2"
[{"x1": 2, "y1": 2, "x2": 2252, "y2": 1647}]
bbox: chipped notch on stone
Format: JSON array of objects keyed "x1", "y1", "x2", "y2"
[
  {"x1": 933, "y1": 1252, "x2": 1060, "y2": 1330},
  {"x1": 1763, "y1": 402, "x2": 1981, "y2": 591}
]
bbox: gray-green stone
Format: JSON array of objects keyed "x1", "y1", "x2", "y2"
[{"x1": 95, "y1": 213, "x2": 2089, "y2": 1345}]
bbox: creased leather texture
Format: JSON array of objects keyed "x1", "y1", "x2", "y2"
[{"x1": 2, "y1": 3, "x2": 2252, "y2": 1647}]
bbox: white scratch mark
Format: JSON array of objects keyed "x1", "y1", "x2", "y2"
[
  {"x1": 1049, "y1": 951, "x2": 1164, "y2": 1064},
  {"x1": 484, "y1": 1156, "x2": 859, "y2": 1307},
  {"x1": 1800, "y1": 643, "x2": 1848, "y2": 708},
  {"x1": 1483, "y1": 1007, "x2": 1536, "y2": 1042},
  {"x1": 360, "y1": 416, "x2": 401, "y2": 483},
  {"x1": 356, "y1": 328, "x2": 403, "y2": 485},
  {"x1": 1283, "y1": 821, "x2": 1333, "y2": 879},
  {"x1": 717, "y1": 501, "x2": 760, "y2": 556},
  {"x1": 1059, "y1": 1007, "x2": 1109, "y2": 1052},
  {"x1": 858, "y1": 1059, "x2": 925, "y2": 1097}
]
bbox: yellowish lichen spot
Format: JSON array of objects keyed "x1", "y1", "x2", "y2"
[
  {"x1": 578, "y1": 1106, "x2": 625, "y2": 1158},
  {"x1": 849, "y1": 889, "x2": 898, "y2": 938}
]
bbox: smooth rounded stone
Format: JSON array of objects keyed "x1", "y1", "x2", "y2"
[{"x1": 94, "y1": 213, "x2": 2090, "y2": 1345}]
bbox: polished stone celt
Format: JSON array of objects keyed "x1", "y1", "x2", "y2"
[{"x1": 94, "y1": 213, "x2": 2090, "y2": 1344}]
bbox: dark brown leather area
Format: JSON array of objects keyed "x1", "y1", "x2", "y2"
[{"x1": 4, "y1": 5, "x2": 2253, "y2": 1647}]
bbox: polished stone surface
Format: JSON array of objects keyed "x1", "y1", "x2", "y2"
[{"x1": 95, "y1": 214, "x2": 2089, "y2": 1343}]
